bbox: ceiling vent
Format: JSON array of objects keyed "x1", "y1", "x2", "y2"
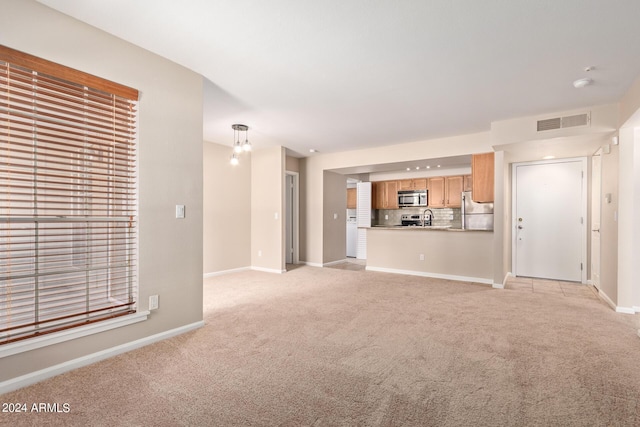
[{"x1": 537, "y1": 112, "x2": 590, "y2": 132}]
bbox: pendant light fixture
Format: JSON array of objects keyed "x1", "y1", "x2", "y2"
[{"x1": 230, "y1": 124, "x2": 250, "y2": 164}]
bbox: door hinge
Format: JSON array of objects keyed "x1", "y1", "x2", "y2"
[
  {"x1": 580, "y1": 263, "x2": 583, "y2": 271},
  {"x1": 581, "y1": 217, "x2": 584, "y2": 224}
]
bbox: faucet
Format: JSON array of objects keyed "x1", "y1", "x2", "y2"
[{"x1": 422, "y1": 209, "x2": 433, "y2": 227}]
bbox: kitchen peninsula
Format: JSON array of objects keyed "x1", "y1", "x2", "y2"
[{"x1": 366, "y1": 226, "x2": 494, "y2": 285}]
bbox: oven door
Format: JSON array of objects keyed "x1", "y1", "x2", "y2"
[{"x1": 398, "y1": 192, "x2": 419, "y2": 207}]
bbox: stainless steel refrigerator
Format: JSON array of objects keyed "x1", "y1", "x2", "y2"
[{"x1": 461, "y1": 191, "x2": 494, "y2": 230}]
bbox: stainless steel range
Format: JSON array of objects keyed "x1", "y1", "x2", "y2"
[{"x1": 401, "y1": 213, "x2": 432, "y2": 227}]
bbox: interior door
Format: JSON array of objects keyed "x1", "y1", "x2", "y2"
[
  {"x1": 513, "y1": 159, "x2": 585, "y2": 282},
  {"x1": 591, "y1": 154, "x2": 601, "y2": 288}
]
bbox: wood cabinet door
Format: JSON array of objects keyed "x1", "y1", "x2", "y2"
[
  {"x1": 385, "y1": 181, "x2": 399, "y2": 209},
  {"x1": 428, "y1": 177, "x2": 445, "y2": 207},
  {"x1": 373, "y1": 182, "x2": 384, "y2": 209},
  {"x1": 346, "y1": 188, "x2": 357, "y2": 209},
  {"x1": 445, "y1": 176, "x2": 463, "y2": 207},
  {"x1": 463, "y1": 175, "x2": 472, "y2": 192},
  {"x1": 412, "y1": 178, "x2": 427, "y2": 190},
  {"x1": 472, "y1": 153, "x2": 495, "y2": 202},
  {"x1": 398, "y1": 179, "x2": 413, "y2": 191}
]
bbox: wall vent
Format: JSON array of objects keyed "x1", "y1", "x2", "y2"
[{"x1": 537, "y1": 112, "x2": 590, "y2": 132}]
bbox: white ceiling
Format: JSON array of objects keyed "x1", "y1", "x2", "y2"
[{"x1": 38, "y1": 0, "x2": 640, "y2": 157}]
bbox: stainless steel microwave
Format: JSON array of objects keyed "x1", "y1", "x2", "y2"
[{"x1": 398, "y1": 190, "x2": 428, "y2": 207}]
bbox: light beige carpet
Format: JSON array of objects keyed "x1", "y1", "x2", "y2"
[{"x1": 2, "y1": 266, "x2": 640, "y2": 426}]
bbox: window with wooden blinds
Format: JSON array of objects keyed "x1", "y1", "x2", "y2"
[{"x1": 0, "y1": 45, "x2": 139, "y2": 345}]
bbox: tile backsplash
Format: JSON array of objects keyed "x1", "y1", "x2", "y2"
[{"x1": 373, "y1": 207, "x2": 462, "y2": 228}]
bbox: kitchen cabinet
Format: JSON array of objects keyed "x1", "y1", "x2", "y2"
[
  {"x1": 427, "y1": 177, "x2": 445, "y2": 208},
  {"x1": 372, "y1": 180, "x2": 399, "y2": 209},
  {"x1": 445, "y1": 176, "x2": 463, "y2": 207},
  {"x1": 463, "y1": 175, "x2": 472, "y2": 192},
  {"x1": 472, "y1": 153, "x2": 494, "y2": 203},
  {"x1": 399, "y1": 178, "x2": 427, "y2": 191},
  {"x1": 428, "y1": 176, "x2": 463, "y2": 207},
  {"x1": 346, "y1": 188, "x2": 357, "y2": 209}
]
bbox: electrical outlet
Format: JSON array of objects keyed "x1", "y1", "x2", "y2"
[
  {"x1": 419, "y1": 254, "x2": 425, "y2": 261},
  {"x1": 175, "y1": 205, "x2": 185, "y2": 219},
  {"x1": 385, "y1": 215, "x2": 389, "y2": 220},
  {"x1": 449, "y1": 214, "x2": 454, "y2": 220},
  {"x1": 149, "y1": 295, "x2": 159, "y2": 310}
]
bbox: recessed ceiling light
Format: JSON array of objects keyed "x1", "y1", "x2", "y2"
[
  {"x1": 573, "y1": 78, "x2": 593, "y2": 88},
  {"x1": 437, "y1": 165, "x2": 441, "y2": 168},
  {"x1": 426, "y1": 166, "x2": 430, "y2": 169},
  {"x1": 309, "y1": 148, "x2": 317, "y2": 153},
  {"x1": 543, "y1": 155, "x2": 555, "y2": 160},
  {"x1": 406, "y1": 167, "x2": 411, "y2": 171},
  {"x1": 415, "y1": 166, "x2": 420, "y2": 170}
]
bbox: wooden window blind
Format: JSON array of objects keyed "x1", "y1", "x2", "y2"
[{"x1": 0, "y1": 45, "x2": 139, "y2": 345}]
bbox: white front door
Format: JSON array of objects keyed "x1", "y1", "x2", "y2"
[
  {"x1": 591, "y1": 154, "x2": 601, "y2": 288},
  {"x1": 513, "y1": 158, "x2": 586, "y2": 282}
]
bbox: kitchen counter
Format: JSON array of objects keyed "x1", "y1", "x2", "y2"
[
  {"x1": 366, "y1": 226, "x2": 494, "y2": 285},
  {"x1": 369, "y1": 225, "x2": 492, "y2": 232}
]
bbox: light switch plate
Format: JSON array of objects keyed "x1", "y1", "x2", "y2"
[
  {"x1": 149, "y1": 295, "x2": 159, "y2": 310},
  {"x1": 176, "y1": 205, "x2": 185, "y2": 219}
]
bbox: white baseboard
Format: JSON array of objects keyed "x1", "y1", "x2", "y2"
[
  {"x1": 492, "y1": 283, "x2": 504, "y2": 289},
  {"x1": 303, "y1": 261, "x2": 323, "y2": 268},
  {"x1": 203, "y1": 266, "x2": 250, "y2": 278},
  {"x1": 0, "y1": 321, "x2": 204, "y2": 395},
  {"x1": 596, "y1": 287, "x2": 617, "y2": 311},
  {"x1": 251, "y1": 266, "x2": 286, "y2": 274},
  {"x1": 633, "y1": 306, "x2": 640, "y2": 313},
  {"x1": 365, "y1": 266, "x2": 493, "y2": 286},
  {"x1": 323, "y1": 259, "x2": 349, "y2": 267},
  {"x1": 594, "y1": 287, "x2": 637, "y2": 314}
]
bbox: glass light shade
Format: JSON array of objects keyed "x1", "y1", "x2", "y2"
[
  {"x1": 242, "y1": 140, "x2": 252, "y2": 152},
  {"x1": 233, "y1": 143, "x2": 243, "y2": 154},
  {"x1": 230, "y1": 154, "x2": 239, "y2": 165}
]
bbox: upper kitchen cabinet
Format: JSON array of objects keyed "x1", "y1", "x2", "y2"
[
  {"x1": 428, "y1": 176, "x2": 464, "y2": 208},
  {"x1": 372, "y1": 180, "x2": 399, "y2": 209},
  {"x1": 399, "y1": 178, "x2": 427, "y2": 191},
  {"x1": 427, "y1": 177, "x2": 445, "y2": 208},
  {"x1": 445, "y1": 176, "x2": 463, "y2": 207},
  {"x1": 463, "y1": 175, "x2": 472, "y2": 192},
  {"x1": 346, "y1": 188, "x2": 357, "y2": 209},
  {"x1": 472, "y1": 153, "x2": 495, "y2": 203}
]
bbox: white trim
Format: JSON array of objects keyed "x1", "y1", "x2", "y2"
[
  {"x1": 633, "y1": 306, "x2": 640, "y2": 313},
  {"x1": 203, "y1": 266, "x2": 251, "y2": 278},
  {"x1": 365, "y1": 266, "x2": 493, "y2": 285},
  {"x1": 251, "y1": 266, "x2": 286, "y2": 274},
  {"x1": 492, "y1": 283, "x2": 504, "y2": 289},
  {"x1": 615, "y1": 306, "x2": 636, "y2": 315},
  {"x1": 0, "y1": 311, "x2": 150, "y2": 359},
  {"x1": 303, "y1": 261, "x2": 323, "y2": 268},
  {"x1": 511, "y1": 157, "x2": 588, "y2": 284},
  {"x1": 0, "y1": 320, "x2": 204, "y2": 395},
  {"x1": 323, "y1": 258, "x2": 350, "y2": 267},
  {"x1": 595, "y1": 286, "x2": 616, "y2": 310}
]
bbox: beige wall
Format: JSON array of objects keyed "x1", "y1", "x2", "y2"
[
  {"x1": 286, "y1": 155, "x2": 300, "y2": 172},
  {"x1": 322, "y1": 171, "x2": 347, "y2": 263},
  {"x1": 1, "y1": 0, "x2": 203, "y2": 382},
  {"x1": 203, "y1": 142, "x2": 251, "y2": 273},
  {"x1": 301, "y1": 131, "x2": 493, "y2": 266},
  {"x1": 367, "y1": 229, "x2": 494, "y2": 282},
  {"x1": 251, "y1": 146, "x2": 286, "y2": 272}
]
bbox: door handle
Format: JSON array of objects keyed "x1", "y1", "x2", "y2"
[{"x1": 518, "y1": 225, "x2": 523, "y2": 229}]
